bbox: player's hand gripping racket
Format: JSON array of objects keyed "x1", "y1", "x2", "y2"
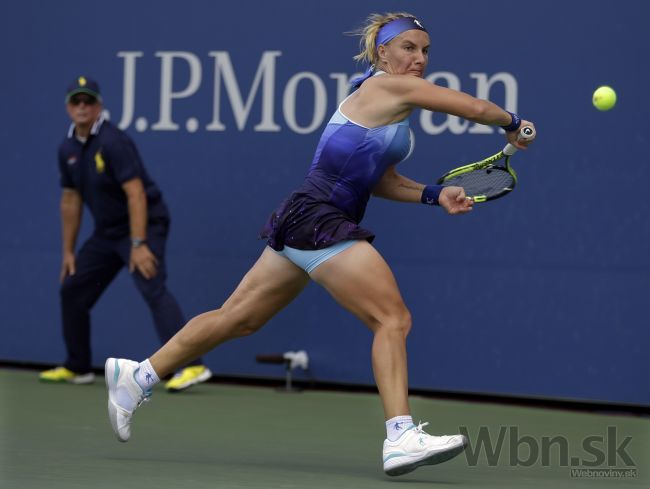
[{"x1": 436, "y1": 126, "x2": 536, "y2": 203}]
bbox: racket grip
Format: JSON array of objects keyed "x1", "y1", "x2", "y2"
[{"x1": 503, "y1": 125, "x2": 535, "y2": 155}]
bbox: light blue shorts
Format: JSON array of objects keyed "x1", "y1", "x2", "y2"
[{"x1": 273, "y1": 240, "x2": 357, "y2": 274}]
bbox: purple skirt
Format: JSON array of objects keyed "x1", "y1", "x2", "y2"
[{"x1": 259, "y1": 192, "x2": 375, "y2": 251}]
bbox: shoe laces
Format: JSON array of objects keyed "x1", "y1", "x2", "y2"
[
  {"x1": 414, "y1": 421, "x2": 430, "y2": 435},
  {"x1": 137, "y1": 388, "x2": 152, "y2": 408}
]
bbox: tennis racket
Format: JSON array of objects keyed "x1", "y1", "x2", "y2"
[{"x1": 436, "y1": 126, "x2": 536, "y2": 203}]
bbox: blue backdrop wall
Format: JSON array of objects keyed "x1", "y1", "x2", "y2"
[{"x1": 1, "y1": 0, "x2": 648, "y2": 405}]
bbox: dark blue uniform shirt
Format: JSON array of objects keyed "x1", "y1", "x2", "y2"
[{"x1": 58, "y1": 116, "x2": 169, "y2": 238}]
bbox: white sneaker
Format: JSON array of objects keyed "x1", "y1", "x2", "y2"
[
  {"x1": 382, "y1": 422, "x2": 467, "y2": 476},
  {"x1": 104, "y1": 358, "x2": 151, "y2": 442}
]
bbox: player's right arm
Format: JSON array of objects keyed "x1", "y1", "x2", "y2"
[
  {"x1": 60, "y1": 188, "x2": 82, "y2": 282},
  {"x1": 389, "y1": 75, "x2": 512, "y2": 124},
  {"x1": 378, "y1": 76, "x2": 535, "y2": 149}
]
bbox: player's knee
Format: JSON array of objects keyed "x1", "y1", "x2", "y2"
[
  {"x1": 231, "y1": 316, "x2": 266, "y2": 337},
  {"x1": 217, "y1": 306, "x2": 265, "y2": 338},
  {"x1": 397, "y1": 309, "x2": 412, "y2": 337},
  {"x1": 377, "y1": 308, "x2": 412, "y2": 338}
]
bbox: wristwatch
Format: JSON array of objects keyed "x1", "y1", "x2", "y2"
[{"x1": 131, "y1": 238, "x2": 147, "y2": 248}]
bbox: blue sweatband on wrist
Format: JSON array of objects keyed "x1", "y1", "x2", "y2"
[
  {"x1": 500, "y1": 111, "x2": 521, "y2": 132},
  {"x1": 421, "y1": 185, "x2": 443, "y2": 206}
]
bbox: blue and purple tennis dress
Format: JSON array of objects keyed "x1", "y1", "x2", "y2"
[{"x1": 260, "y1": 96, "x2": 414, "y2": 251}]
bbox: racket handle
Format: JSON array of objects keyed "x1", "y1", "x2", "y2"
[{"x1": 503, "y1": 125, "x2": 536, "y2": 156}]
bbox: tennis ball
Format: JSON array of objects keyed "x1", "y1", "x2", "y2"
[{"x1": 592, "y1": 86, "x2": 617, "y2": 111}]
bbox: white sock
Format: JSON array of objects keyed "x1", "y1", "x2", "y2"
[
  {"x1": 386, "y1": 415, "x2": 414, "y2": 441},
  {"x1": 135, "y1": 358, "x2": 160, "y2": 391}
]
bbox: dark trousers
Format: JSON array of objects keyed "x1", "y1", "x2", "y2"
[{"x1": 60, "y1": 222, "x2": 200, "y2": 373}]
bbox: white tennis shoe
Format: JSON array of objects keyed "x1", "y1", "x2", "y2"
[
  {"x1": 382, "y1": 422, "x2": 467, "y2": 476},
  {"x1": 105, "y1": 357, "x2": 151, "y2": 442}
]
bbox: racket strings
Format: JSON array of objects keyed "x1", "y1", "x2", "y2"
[{"x1": 443, "y1": 167, "x2": 515, "y2": 199}]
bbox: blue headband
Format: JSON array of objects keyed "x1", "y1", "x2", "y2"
[
  {"x1": 351, "y1": 17, "x2": 428, "y2": 88},
  {"x1": 375, "y1": 17, "x2": 427, "y2": 48}
]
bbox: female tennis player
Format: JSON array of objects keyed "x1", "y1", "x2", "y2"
[{"x1": 106, "y1": 12, "x2": 536, "y2": 476}]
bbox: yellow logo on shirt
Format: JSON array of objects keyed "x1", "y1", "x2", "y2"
[{"x1": 95, "y1": 151, "x2": 105, "y2": 173}]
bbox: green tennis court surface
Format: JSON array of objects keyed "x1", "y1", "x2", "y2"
[{"x1": 1, "y1": 368, "x2": 647, "y2": 488}]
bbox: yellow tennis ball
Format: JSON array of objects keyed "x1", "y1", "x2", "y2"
[{"x1": 593, "y1": 86, "x2": 617, "y2": 111}]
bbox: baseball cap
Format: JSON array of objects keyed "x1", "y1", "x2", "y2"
[{"x1": 66, "y1": 76, "x2": 102, "y2": 103}]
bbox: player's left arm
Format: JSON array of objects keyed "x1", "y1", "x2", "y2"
[
  {"x1": 372, "y1": 166, "x2": 473, "y2": 214},
  {"x1": 372, "y1": 165, "x2": 424, "y2": 203}
]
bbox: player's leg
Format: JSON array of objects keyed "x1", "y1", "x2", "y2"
[
  {"x1": 310, "y1": 240, "x2": 466, "y2": 476},
  {"x1": 41, "y1": 235, "x2": 122, "y2": 384},
  {"x1": 310, "y1": 240, "x2": 411, "y2": 418},
  {"x1": 149, "y1": 247, "x2": 310, "y2": 376},
  {"x1": 106, "y1": 247, "x2": 310, "y2": 441}
]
